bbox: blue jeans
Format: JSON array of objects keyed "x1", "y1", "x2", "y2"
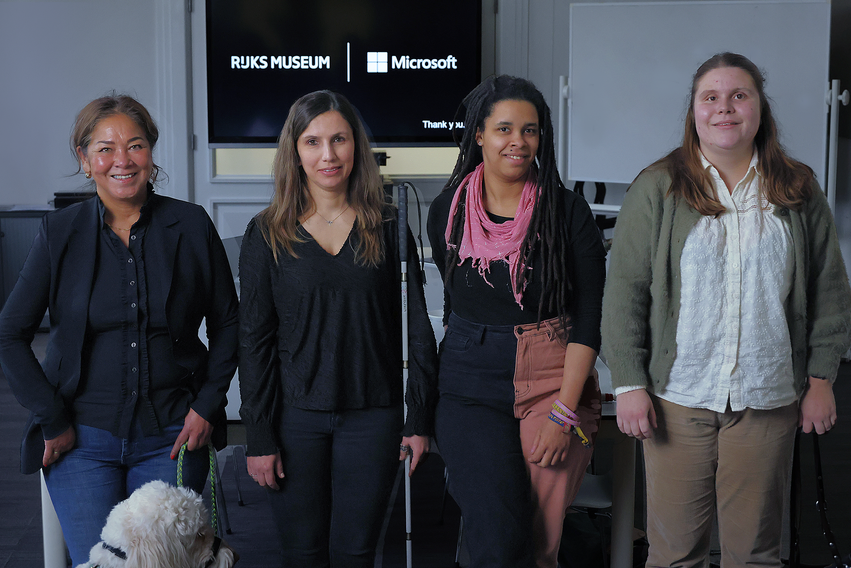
[
  {"x1": 267, "y1": 404, "x2": 403, "y2": 568},
  {"x1": 42, "y1": 421, "x2": 209, "y2": 567}
]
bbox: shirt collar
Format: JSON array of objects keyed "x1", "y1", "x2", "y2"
[
  {"x1": 96, "y1": 189, "x2": 154, "y2": 230},
  {"x1": 699, "y1": 149, "x2": 761, "y2": 181}
]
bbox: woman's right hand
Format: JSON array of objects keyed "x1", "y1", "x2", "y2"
[
  {"x1": 247, "y1": 453, "x2": 285, "y2": 490},
  {"x1": 43, "y1": 426, "x2": 76, "y2": 468},
  {"x1": 616, "y1": 389, "x2": 657, "y2": 440}
]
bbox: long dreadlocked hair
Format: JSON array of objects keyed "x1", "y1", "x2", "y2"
[{"x1": 441, "y1": 75, "x2": 571, "y2": 325}]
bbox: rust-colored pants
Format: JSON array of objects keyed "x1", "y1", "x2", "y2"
[{"x1": 513, "y1": 317, "x2": 602, "y2": 568}]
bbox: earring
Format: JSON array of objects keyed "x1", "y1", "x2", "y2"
[{"x1": 85, "y1": 172, "x2": 92, "y2": 179}]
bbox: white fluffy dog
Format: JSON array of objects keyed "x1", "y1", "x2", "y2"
[{"x1": 75, "y1": 480, "x2": 237, "y2": 568}]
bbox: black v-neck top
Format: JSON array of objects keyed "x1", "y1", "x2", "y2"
[{"x1": 238, "y1": 215, "x2": 438, "y2": 456}]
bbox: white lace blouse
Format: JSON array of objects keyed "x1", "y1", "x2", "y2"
[{"x1": 655, "y1": 152, "x2": 798, "y2": 412}]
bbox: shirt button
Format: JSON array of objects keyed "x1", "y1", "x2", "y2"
[
  {"x1": 128, "y1": 258, "x2": 133, "y2": 264},
  {"x1": 131, "y1": 390, "x2": 137, "y2": 397},
  {"x1": 131, "y1": 342, "x2": 137, "y2": 348},
  {"x1": 130, "y1": 235, "x2": 136, "y2": 241},
  {"x1": 132, "y1": 367, "x2": 138, "y2": 373},
  {"x1": 130, "y1": 281, "x2": 136, "y2": 286},
  {"x1": 131, "y1": 302, "x2": 137, "y2": 308}
]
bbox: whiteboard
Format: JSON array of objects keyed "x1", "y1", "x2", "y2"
[{"x1": 567, "y1": 0, "x2": 830, "y2": 185}]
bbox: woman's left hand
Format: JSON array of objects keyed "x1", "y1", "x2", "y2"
[
  {"x1": 170, "y1": 409, "x2": 214, "y2": 459},
  {"x1": 528, "y1": 418, "x2": 570, "y2": 467},
  {"x1": 799, "y1": 377, "x2": 837, "y2": 435},
  {"x1": 400, "y1": 435, "x2": 430, "y2": 476}
]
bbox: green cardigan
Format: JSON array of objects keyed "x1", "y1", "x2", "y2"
[{"x1": 602, "y1": 166, "x2": 851, "y2": 394}]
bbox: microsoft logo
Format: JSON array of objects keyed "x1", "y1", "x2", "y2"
[{"x1": 367, "y1": 52, "x2": 388, "y2": 73}]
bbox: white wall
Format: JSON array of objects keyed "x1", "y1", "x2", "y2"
[
  {"x1": 1, "y1": 0, "x2": 847, "y2": 219},
  {"x1": 0, "y1": 0, "x2": 191, "y2": 207}
]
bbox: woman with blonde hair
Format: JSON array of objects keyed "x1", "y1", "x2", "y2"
[{"x1": 238, "y1": 90, "x2": 437, "y2": 567}]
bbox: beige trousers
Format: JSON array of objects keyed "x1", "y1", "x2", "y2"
[{"x1": 643, "y1": 396, "x2": 798, "y2": 568}]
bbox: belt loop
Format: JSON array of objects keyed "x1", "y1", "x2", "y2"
[
  {"x1": 475, "y1": 325, "x2": 486, "y2": 345},
  {"x1": 546, "y1": 319, "x2": 557, "y2": 341}
]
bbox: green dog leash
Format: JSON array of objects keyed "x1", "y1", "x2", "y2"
[{"x1": 177, "y1": 442, "x2": 219, "y2": 535}]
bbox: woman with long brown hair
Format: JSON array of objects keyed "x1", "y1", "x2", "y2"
[
  {"x1": 237, "y1": 90, "x2": 437, "y2": 567},
  {"x1": 603, "y1": 52, "x2": 851, "y2": 567}
]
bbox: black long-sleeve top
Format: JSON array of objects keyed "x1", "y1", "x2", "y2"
[
  {"x1": 238, "y1": 213, "x2": 439, "y2": 456},
  {"x1": 426, "y1": 186, "x2": 606, "y2": 352}
]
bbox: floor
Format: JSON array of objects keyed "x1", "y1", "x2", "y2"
[{"x1": 1, "y1": 334, "x2": 850, "y2": 567}]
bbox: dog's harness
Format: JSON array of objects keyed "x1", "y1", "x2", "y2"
[
  {"x1": 207, "y1": 535, "x2": 223, "y2": 567},
  {"x1": 90, "y1": 536, "x2": 223, "y2": 568}
]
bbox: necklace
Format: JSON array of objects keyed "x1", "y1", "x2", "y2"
[
  {"x1": 314, "y1": 204, "x2": 349, "y2": 225},
  {"x1": 106, "y1": 223, "x2": 132, "y2": 232}
]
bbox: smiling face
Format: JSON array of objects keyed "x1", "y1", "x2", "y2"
[
  {"x1": 77, "y1": 113, "x2": 153, "y2": 208},
  {"x1": 476, "y1": 99, "x2": 540, "y2": 186},
  {"x1": 693, "y1": 66, "x2": 761, "y2": 163},
  {"x1": 296, "y1": 110, "x2": 355, "y2": 197}
]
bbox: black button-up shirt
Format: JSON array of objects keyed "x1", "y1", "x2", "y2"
[{"x1": 73, "y1": 197, "x2": 188, "y2": 438}]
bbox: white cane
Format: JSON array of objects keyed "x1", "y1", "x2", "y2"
[{"x1": 397, "y1": 182, "x2": 413, "y2": 568}]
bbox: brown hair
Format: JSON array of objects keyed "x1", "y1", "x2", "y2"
[
  {"x1": 655, "y1": 52, "x2": 812, "y2": 215},
  {"x1": 70, "y1": 93, "x2": 162, "y2": 183},
  {"x1": 258, "y1": 90, "x2": 387, "y2": 265}
]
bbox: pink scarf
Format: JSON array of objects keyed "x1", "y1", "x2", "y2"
[{"x1": 444, "y1": 163, "x2": 538, "y2": 308}]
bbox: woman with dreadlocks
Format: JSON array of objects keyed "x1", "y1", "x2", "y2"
[{"x1": 426, "y1": 75, "x2": 606, "y2": 567}]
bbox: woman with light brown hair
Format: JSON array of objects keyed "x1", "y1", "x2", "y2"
[
  {"x1": 237, "y1": 90, "x2": 437, "y2": 567},
  {"x1": 603, "y1": 52, "x2": 851, "y2": 567}
]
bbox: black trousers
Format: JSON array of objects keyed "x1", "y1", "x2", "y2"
[
  {"x1": 435, "y1": 313, "x2": 535, "y2": 568},
  {"x1": 267, "y1": 404, "x2": 402, "y2": 568}
]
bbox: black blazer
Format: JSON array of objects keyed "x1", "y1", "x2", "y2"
[{"x1": 0, "y1": 193, "x2": 239, "y2": 474}]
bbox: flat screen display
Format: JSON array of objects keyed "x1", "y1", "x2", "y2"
[{"x1": 206, "y1": 0, "x2": 483, "y2": 145}]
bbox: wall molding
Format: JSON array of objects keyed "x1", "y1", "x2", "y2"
[{"x1": 154, "y1": 0, "x2": 193, "y2": 201}]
